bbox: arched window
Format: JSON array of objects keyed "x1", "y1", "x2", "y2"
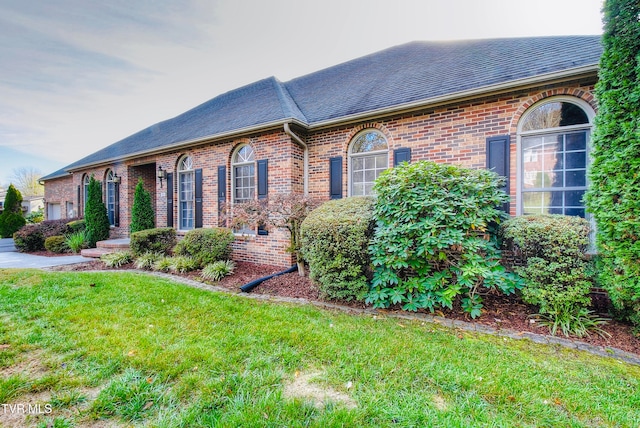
[
  {"x1": 349, "y1": 130, "x2": 388, "y2": 196},
  {"x1": 232, "y1": 145, "x2": 255, "y2": 203},
  {"x1": 83, "y1": 174, "x2": 90, "y2": 215},
  {"x1": 519, "y1": 99, "x2": 593, "y2": 218},
  {"x1": 178, "y1": 156, "x2": 195, "y2": 230},
  {"x1": 105, "y1": 169, "x2": 118, "y2": 226}
]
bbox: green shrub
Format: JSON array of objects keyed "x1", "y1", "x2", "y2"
[
  {"x1": 13, "y1": 218, "x2": 78, "y2": 252},
  {"x1": 65, "y1": 230, "x2": 86, "y2": 253},
  {"x1": 201, "y1": 260, "x2": 236, "y2": 281},
  {"x1": 25, "y1": 209, "x2": 44, "y2": 224},
  {"x1": 44, "y1": 235, "x2": 67, "y2": 253},
  {"x1": 66, "y1": 219, "x2": 86, "y2": 233},
  {"x1": 300, "y1": 197, "x2": 375, "y2": 302},
  {"x1": 501, "y1": 215, "x2": 604, "y2": 337},
  {"x1": 0, "y1": 184, "x2": 26, "y2": 238},
  {"x1": 85, "y1": 175, "x2": 111, "y2": 248},
  {"x1": 130, "y1": 228, "x2": 176, "y2": 257},
  {"x1": 153, "y1": 256, "x2": 173, "y2": 272},
  {"x1": 173, "y1": 228, "x2": 234, "y2": 268},
  {"x1": 367, "y1": 161, "x2": 520, "y2": 318},
  {"x1": 168, "y1": 256, "x2": 198, "y2": 273},
  {"x1": 101, "y1": 251, "x2": 133, "y2": 268},
  {"x1": 130, "y1": 179, "x2": 155, "y2": 233},
  {"x1": 135, "y1": 252, "x2": 163, "y2": 270}
]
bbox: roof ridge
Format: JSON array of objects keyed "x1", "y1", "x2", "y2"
[{"x1": 270, "y1": 77, "x2": 308, "y2": 124}]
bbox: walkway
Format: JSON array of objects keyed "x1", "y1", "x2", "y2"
[{"x1": 0, "y1": 238, "x2": 93, "y2": 269}]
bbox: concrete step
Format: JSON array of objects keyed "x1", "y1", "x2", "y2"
[
  {"x1": 80, "y1": 248, "x2": 113, "y2": 258},
  {"x1": 96, "y1": 238, "x2": 131, "y2": 250}
]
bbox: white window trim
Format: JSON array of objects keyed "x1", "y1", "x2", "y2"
[
  {"x1": 177, "y1": 156, "x2": 195, "y2": 231},
  {"x1": 347, "y1": 130, "x2": 389, "y2": 197},
  {"x1": 231, "y1": 145, "x2": 256, "y2": 236},
  {"x1": 516, "y1": 96, "x2": 595, "y2": 217},
  {"x1": 105, "y1": 170, "x2": 116, "y2": 227}
]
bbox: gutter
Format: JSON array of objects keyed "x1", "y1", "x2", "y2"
[{"x1": 283, "y1": 123, "x2": 309, "y2": 195}]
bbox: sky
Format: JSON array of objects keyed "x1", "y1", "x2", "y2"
[{"x1": 0, "y1": 0, "x2": 604, "y2": 187}]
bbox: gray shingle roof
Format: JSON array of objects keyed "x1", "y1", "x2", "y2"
[{"x1": 56, "y1": 35, "x2": 602, "y2": 174}]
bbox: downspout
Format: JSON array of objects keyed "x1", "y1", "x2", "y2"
[{"x1": 284, "y1": 123, "x2": 309, "y2": 195}]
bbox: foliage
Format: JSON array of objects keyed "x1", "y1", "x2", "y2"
[
  {"x1": 201, "y1": 260, "x2": 236, "y2": 281},
  {"x1": 0, "y1": 184, "x2": 26, "y2": 238},
  {"x1": 100, "y1": 251, "x2": 133, "y2": 268},
  {"x1": 130, "y1": 227, "x2": 176, "y2": 257},
  {"x1": 25, "y1": 208, "x2": 44, "y2": 224},
  {"x1": 64, "y1": 230, "x2": 86, "y2": 253},
  {"x1": 501, "y1": 215, "x2": 603, "y2": 337},
  {"x1": 12, "y1": 218, "x2": 80, "y2": 252},
  {"x1": 44, "y1": 235, "x2": 68, "y2": 253},
  {"x1": 85, "y1": 176, "x2": 111, "y2": 248},
  {"x1": 130, "y1": 179, "x2": 155, "y2": 233},
  {"x1": 535, "y1": 308, "x2": 611, "y2": 339},
  {"x1": 300, "y1": 197, "x2": 376, "y2": 301},
  {"x1": 66, "y1": 219, "x2": 86, "y2": 233},
  {"x1": 230, "y1": 194, "x2": 320, "y2": 274},
  {"x1": 584, "y1": 0, "x2": 640, "y2": 328},
  {"x1": 153, "y1": 256, "x2": 173, "y2": 272},
  {"x1": 366, "y1": 161, "x2": 520, "y2": 318},
  {"x1": 134, "y1": 252, "x2": 163, "y2": 270},
  {"x1": 173, "y1": 228, "x2": 234, "y2": 268},
  {"x1": 168, "y1": 255, "x2": 198, "y2": 273}
]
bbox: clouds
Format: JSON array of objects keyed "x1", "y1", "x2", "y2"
[{"x1": 0, "y1": 0, "x2": 603, "y2": 185}]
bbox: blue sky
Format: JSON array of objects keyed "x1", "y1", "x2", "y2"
[{"x1": 0, "y1": 0, "x2": 604, "y2": 186}]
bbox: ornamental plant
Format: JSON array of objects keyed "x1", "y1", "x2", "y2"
[
  {"x1": 130, "y1": 179, "x2": 155, "y2": 233},
  {"x1": 0, "y1": 184, "x2": 26, "y2": 238},
  {"x1": 584, "y1": 0, "x2": 640, "y2": 328},
  {"x1": 366, "y1": 161, "x2": 521, "y2": 318},
  {"x1": 85, "y1": 175, "x2": 110, "y2": 248}
]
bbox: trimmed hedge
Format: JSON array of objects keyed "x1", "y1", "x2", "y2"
[
  {"x1": 173, "y1": 228, "x2": 234, "y2": 268},
  {"x1": 130, "y1": 228, "x2": 176, "y2": 257},
  {"x1": 300, "y1": 197, "x2": 376, "y2": 302},
  {"x1": 44, "y1": 235, "x2": 68, "y2": 253},
  {"x1": 13, "y1": 218, "x2": 81, "y2": 252}
]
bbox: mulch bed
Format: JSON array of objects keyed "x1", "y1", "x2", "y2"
[{"x1": 47, "y1": 259, "x2": 640, "y2": 357}]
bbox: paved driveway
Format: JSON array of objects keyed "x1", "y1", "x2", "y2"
[{"x1": 0, "y1": 238, "x2": 93, "y2": 268}]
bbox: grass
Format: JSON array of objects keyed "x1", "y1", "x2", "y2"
[{"x1": 0, "y1": 269, "x2": 639, "y2": 427}]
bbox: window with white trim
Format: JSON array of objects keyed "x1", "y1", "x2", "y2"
[
  {"x1": 232, "y1": 145, "x2": 255, "y2": 203},
  {"x1": 178, "y1": 156, "x2": 195, "y2": 230},
  {"x1": 105, "y1": 170, "x2": 117, "y2": 226},
  {"x1": 519, "y1": 100, "x2": 592, "y2": 218},
  {"x1": 83, "y1": 174, "x2": 90, "y2": 214},
  {"x1": 349, "y1": 130, "x2": 388, "y2": 196}
]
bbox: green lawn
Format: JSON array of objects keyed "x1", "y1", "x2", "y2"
[{"x1": 0, "y1": 269, "x2": 639, "y2": 427}]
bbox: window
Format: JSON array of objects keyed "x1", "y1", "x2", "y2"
[
  {"x1": 349, "y1": 130, "x2": 388, "y2": 196},
  {"x1": 519, "y1": 100, "x2": 592, "y2": 218},
  {"x1": 83, "y1": 174, "x2": 90, "y2": 214},
  {"x1": 105, "y1": 170, "x2": 117, "y2": 226},
  {"x1": 178, "y1": 156, "x2": 195, "y2": 230},
  {"x1": 232, "y1": 145, "x2": 255, "y2": 203}
]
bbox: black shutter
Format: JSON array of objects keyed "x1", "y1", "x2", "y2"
[
  {"x1": 394, "y1": 147, "x2": 412, "y2": 166},
  {"x1": 217, "y1": 166, "x2": 226, "y2": 227},
  {"x1": 257, "y1": 159, "x2": 268, "y2": 199},
  {"x1": 257, "y1": 160, "x2": 269, "y2": 235},
  {"x1": 114, "y1": 183, "x2": 120, "y2": 227},
  {"x1": 486, "y1": 135, "x2": 510, "y2": 212},
  {"x1": 329, "y1": 156, "x2": 343, "y2": 199},
  {"x1": 166, "y1": 173, "x2": 174, "y2": 228},
  {"x1": 77, "y1": 185, "x2": 81, "y2": 217},
  {"x1": 195, "y1": 168, "x2": 203, "y2": 228}
]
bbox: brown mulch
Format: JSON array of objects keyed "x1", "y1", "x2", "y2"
[{"x1": 47, "y1": 260, "x2": 640, "y2": 357}]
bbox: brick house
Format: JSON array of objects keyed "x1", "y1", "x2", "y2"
[{"x1": 41, "y1": 36, "x2": 602, "y2": 267}]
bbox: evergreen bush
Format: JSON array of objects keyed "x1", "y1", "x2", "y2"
[
  {"x1": 173, "y1": 228, "x2": 234, "y2": 268},
  {"x1": 130, "y1": 179, "x2": 155, "y2": 233},
  {"x1": 13, "y1": 218, "x2": 79, "y2": 252},
  {"x1": 44, "y1": 235, "x2": 68, "y2": 253},
  {"x1": 130, "y1": 227, "x2": 176, "y2": 257},
  {"x1": 366, "y1": 161, "x2": 520, "y2": 318},
  {"x1": 85, "y1": 176, "x2": 111, "y2": 248},
  {"x1": 0, "y1": 184, "x2": 26, "y2": 238},
  {"x1": 300, "y1": 197, "x2": 376, "y2": 302},
  {"x1": 584, "y1": 0, "x2": 640, "y2": 328}
]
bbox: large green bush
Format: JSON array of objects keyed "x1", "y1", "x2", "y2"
[
  {"x1": 0, "y1": 184, "x2": 26, "y2": 238},
  {"x1": 501, "y1": 215, "x2": 607, "y2": 337},
  {"x1": 173, "y1": 228, "x2": 234, "y2": 268},
  {"x1": 366, "y1": 161, "x2": 520, "y2": 318},
  {"x1": 85, "y1": 175, "x2": 111, "y2": 248},
  {"x1": 300, "y1": 197, "x2": 375, "y2": 302},
  {"x1": 130, "y1": 227, "x2": 176, "y2": 257},
  {"x1": 584, "y1": 0, "x2": 640, "y2": 328},
  {"x1": 13, "y1": 218, "x2": 80, "y2": 252},
  {"x1": 130, "y1": 179, "x2": 155, "y2": 233}
]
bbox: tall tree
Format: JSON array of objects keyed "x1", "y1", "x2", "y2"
[
  {"x1": 130, "y1": 179, "x2": 155, "y2": 233},
  {"x1": 0, "y1": 184, "x2": 26, "y2": 238},
  {"x1": 84, "y1": 176, "x2": 110, "y2": 248},
  {"x1": 585, "y1": 0, "x2": 640, "y2": 326},
  {"x1": 10, "y1": 167, "x2": 44, "y2": 197}
]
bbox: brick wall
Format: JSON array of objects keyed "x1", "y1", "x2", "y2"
[{"x1": 43, "y1": 175, "x2": 75, "y2": 219}]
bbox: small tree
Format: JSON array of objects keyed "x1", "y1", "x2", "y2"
[
  {"x1": 130, "y1": 179, "x2": 155, "y2": 233},
  {"x1": 84, "y1": 176, "x2": 110, "y2": 248},
  {"x1": 0, "y1": 184, "x2": 26, "y2": 238},
  {"x1": 231, "y1": 193, "x2": 320, "y2": 275}
]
